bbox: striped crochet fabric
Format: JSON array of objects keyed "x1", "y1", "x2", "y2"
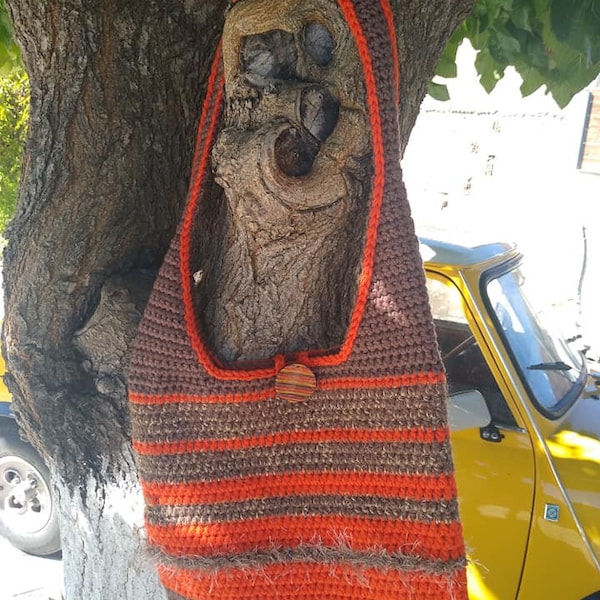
[{"x1": 129, "y1": 1, "x2": 468, "y2": 598}]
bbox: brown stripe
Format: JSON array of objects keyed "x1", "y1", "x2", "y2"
[
  {"x1": 134, "y1": 427, "x2": 448, "y2": 456},
  {"x1": 153, "y1": 544, "x2": 467, "y2": 575},
  {"x1": 141, "y1": 471, "x2": 457, "y2": 506},
  {"x1": 145, "y1": 495, "x2": 459, "y2": 526},
  {"x1": 135, "y1": 440, "x2": 454, "y2": 482},
  {"x1": 130, "y1": 383, "x2": 449, "y2": 443}
]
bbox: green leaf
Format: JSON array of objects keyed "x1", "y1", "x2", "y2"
[
  {"x1": 428, "y1": 81, "x2": 451, "y2": 102},
  {"x1": 450, "y1": 0, "x2": 600, "y2": 107},
  {"x1": 550, "y1": 0, "x2": 600, "y2": 65},
  {"x1": 549, "y1": 81, "x2": 577, "y2": 108},
  {"x1": 0, "y1": 68, "x2": 29, "y2": 231},
  {"x1": 519, "y1": 32, "x2": 550, "y2": 71},
  {"x1": 0, "y1": 0, "x2": 20, "y2": 73},
  {"x1": 475, "y1": 0, "x2": 512, "y2": 23},
  {"x1": 474, "y1": 48, "x2": 505, "y2": 92},
  {"x1": 464, "y1": 12, "x2": 490, "y2": 48},
  {"x1": 517, "y1": 66, "x2": 546, "y2": 96},
  {"x1": 488, "y1": 28, "x2": 521, "y2": 63},
  {"x1": 511, "y1": 1, "x2": 533, "y2": 32},
  {"x1": 435, "y1": 54, "x2": 458, "y2": 79}
]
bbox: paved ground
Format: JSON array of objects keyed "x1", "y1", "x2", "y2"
[{"x1": 0, "y1": 536, "x2": 63, "y2": 599}]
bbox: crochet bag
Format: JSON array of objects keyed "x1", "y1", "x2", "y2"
[{"x1": 129, "y1": 1, "x2": 468, "y2": 598}]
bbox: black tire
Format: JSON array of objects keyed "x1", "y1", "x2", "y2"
[{"x1": 0, "y1": 420, "x2": 61, "y2": 555}]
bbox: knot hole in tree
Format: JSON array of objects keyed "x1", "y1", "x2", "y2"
[{"x1": 240, "y1": 26, "x2": 340, "y2": 177}]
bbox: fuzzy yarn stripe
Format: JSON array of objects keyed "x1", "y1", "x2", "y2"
[{"x1": 129, "y1": 1, "x2": 468, "y2": 598}]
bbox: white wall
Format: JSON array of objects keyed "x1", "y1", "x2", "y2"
[{"x1": 403, "y1": 42, "x2": 600, "y2": 354}]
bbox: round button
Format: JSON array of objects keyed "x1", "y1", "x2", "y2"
[{"x1": 275, "y1": 363, "x2": 317, "y2": 403}]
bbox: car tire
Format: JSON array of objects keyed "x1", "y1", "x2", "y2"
[{"x1": 0, "y1": 421, "x2": 61, "y2": 555}]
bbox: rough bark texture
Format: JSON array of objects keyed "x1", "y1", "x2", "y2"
[
  {"x1": 203, "y1": 0, "x2": 373, "y2": 361},
  {"x1": 2, "y1": 0, "x2": 474, "y2": 598},
  {"x1": 3, "y1": 1, "x2": 226, "y2": 597}
]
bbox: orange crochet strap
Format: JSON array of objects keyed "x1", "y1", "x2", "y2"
[{"x1": 178, "y1": 0, "x2": 389, "y2": 381}]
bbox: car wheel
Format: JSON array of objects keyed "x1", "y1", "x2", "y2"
[{"x1": 0, "y1": 422, "x2": 61, "y2": 555}]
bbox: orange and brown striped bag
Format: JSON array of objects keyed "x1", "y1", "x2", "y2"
[{"x1": 129, "y1": 1, "x2": 468, "y2": 598}]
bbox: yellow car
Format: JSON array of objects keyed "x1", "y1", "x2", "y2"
[
  {"x1": 0, "y1": 354, "x2": 60, "y2": 555},
  {"x1": 422, "y1": 230, "x2": 600, "y2": 600}
]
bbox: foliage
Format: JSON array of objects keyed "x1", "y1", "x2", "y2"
[
  {"x1": 0, "y1": 68, "x2": 28, "y2": 231},
  {"x1": 0, "y1": 0, "x2": 26, "y2": 233},
  {"x1": 0, "y1": 0, "x2": 20, "y2": 74},
  {"x1": 432, "y1": 0, "x2": 600, "y2": 107}
]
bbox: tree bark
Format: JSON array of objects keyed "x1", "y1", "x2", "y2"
[
  {"x1": 2, "y1": 0, "x2": 473, "y2": 598},
  {"x1": 203, "y1": 0, "x2": 375, "y2": 361},
  {"x1": 3, "y1": 1, "x2": 227, "y2": 597}
]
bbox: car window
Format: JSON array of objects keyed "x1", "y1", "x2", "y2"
[
  {"x1": 427, "y1": 275, "x2": 518, "y2": 428},
  {"x1": 486, "y1": 266, "x2": 584, "y2": 415}
]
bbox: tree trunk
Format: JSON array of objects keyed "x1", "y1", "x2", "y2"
[
  {"x1": 2, "y1": 0, "x2": 473, "y2": 598},
  {"x1": 56, "y1": 471, "x2": 164, "y2": 599}
]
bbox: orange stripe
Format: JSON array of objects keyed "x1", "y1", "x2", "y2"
[
  {"x1": 147, "y1": 515, "x2": 465, "y2": 562},
  {"x1": 319, "y1": 371, "x2": 446, "y2": 390},
  {"x1": 129, "y1": 371, "x2": 445, "y2": 406},
  {"x1": 141, "y1": 471, "x2": 458, "y2": 506},
  {"x1": 133, "y1": 426, "x2": 449, "y2": 455},
  {"x1": 129, "y1": 388, "x2": 275, "y2": 406},
  {"x1": 158, "y1": 561, "x2": 468, "y2": 600}
]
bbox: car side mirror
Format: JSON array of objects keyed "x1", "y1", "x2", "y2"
[{"x1": 448, "y1": 389, "x2": 492, "y2": 432}]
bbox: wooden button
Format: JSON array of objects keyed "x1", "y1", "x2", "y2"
[{"x1": 275, "y1": 363, "x2": 316, "y2": 403}]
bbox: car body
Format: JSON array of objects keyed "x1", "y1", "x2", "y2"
[
  {"x1": 421, "y1": 230, "x2": 600, "y2": 600},
  {"x1": 0, "y1": 353, "x2": 60, "y2": 556}
]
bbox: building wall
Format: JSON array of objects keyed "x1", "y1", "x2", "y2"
[
  {"x1": 403, "y1": 43, "x2": 600, "y2": 354},
  {"x1": 580, "y1": 89, "x2": 600, "y2": 174}
]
